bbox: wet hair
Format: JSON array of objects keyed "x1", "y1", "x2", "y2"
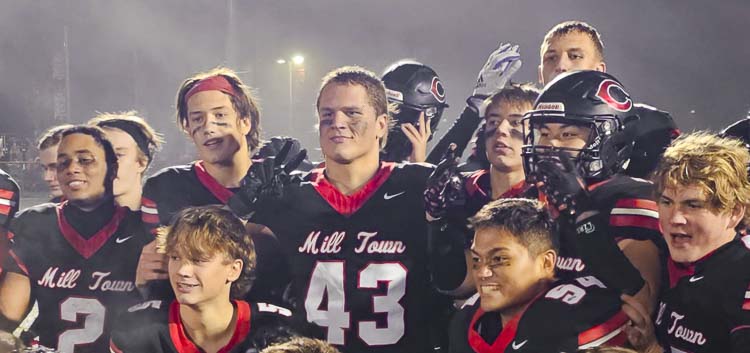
[
  {"x1": 59, "y1": 125, "x2": 118, "y2": 198},
  {"x1": 157, "y1": 205, "x2": 256, "y2": 299},
  {"x1": 316, "y1": 66, "x2": 394, "y2": 149},
  {"x1": 88, "y1": 111, "x2": 164, "y2": 168},
  {"x1": 653, "y1": 131, "x2": 750, "y2": 228},
  {"x1": 176, "y1": 67, "x2": 262, "y2": 152},
  {"x1": 37, "y1": 124, "x2": 75, "y2": 150},
  {"x1": 541, "y1": 20, "x2": 605, "y2": 61},
  {"x1": 469, "y1": 198, "x2": 558, "y2": 256}
]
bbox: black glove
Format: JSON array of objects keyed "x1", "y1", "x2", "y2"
[
  {"x1": 424, "y1": 144, "x2": 466, "y2": 220},
  {"x1": 529, "y1": 150, "x2": 588, "y2": 216},
  {"x1": 228, "y1": 141, "x2": 307, "y2": 218}
]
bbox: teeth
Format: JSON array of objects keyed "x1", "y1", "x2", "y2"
[{"x1": 69, "y1": 181, "x2": 84, "y2": 187}]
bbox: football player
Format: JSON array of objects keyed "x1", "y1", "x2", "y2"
[
  {"x1": 233, "y1": 66, "x2": 449, "y2": 353},
  {"x1": 381, "y1": 60, "x2": 448, "y2": 163},
  {"x1": 424, "y1": 83, "x2": 540, "y2": 297},
  {"x1": 136, "y1": 67, "x2": 284, "y2": 303},
  {"x1": 621, "y1": 133, "x2": 750, "y2": 353},
  {"x1": 36, "y1": 124, "x2": 74, "y2": 202},
  {"x1": 88, "y1": 111, "x2": 163, "y2": 210},
  {"x1": 0, "y1": 168, "x2": 19, "y2": 268},
  {"x1": 0, "y1": 126, "x2": 150, "y2": 353},
  {"x1": 110, "y1": 206, "x2": 296, "y2": 353},
  {"x1": 449, "y1": 198, "x2": 635, "y2": 353}
]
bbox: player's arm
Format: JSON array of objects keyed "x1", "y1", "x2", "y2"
[
  {"x1": 0, "y1": 272, "x2": 30, "y2": 323},
  {"x1": 426, "y1": 43, "x2": 521, "y2": 164},
  {"x1": 617, "y1": 238, "x2": 661, "y2": 313}
]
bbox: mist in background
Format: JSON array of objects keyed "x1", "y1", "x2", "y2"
[{"x1": 1, "y1": 0, "x2": 748, "y2": 172}]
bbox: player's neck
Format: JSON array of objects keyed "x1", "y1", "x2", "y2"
[
  {"x1": 202, "y1": 151, "x2": 252, "y2": 189},
  {"x1": 489, "y1": 165, "x2": 524, "y2": 200},
  {"x1": 324, "y1": 155, "x2": 381, "y2": 195},
  {"x1": 115, "y1": 188, "x2": 141, "y2": 211},
  {"x1": 180, "y1": 299, "x2": 237, "y2": 353}
]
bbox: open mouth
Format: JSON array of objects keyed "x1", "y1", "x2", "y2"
[
  {"x1": 670, "y1": 233, "x2": 692, "y2": 246},
  {"x1": 176, "y1": 282, "x2": 199, "y2": 292},
  {"x1": 66, "y1": 180, "x2": 86, "y2": 189},
  {"x1": 479, "y1": 284, "x2": 502, "y2": 294},
  {"x1": 203, "y1": 137, "x2": 224, "y2": 148}
]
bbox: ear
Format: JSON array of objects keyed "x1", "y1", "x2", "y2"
[
  {"x1": 375, "y1": 114, "x2": 388, "y2": 139},
  {"x1": 537, "y1": 64, "x2": 545, "y2": 85},
  {"x1": 226, "y1": 259, "x2": 243, "y2": 283},
  {"x1": 595, "y1": 61, "x2": 607, "y2": 73},
  {"x1": 728, "y1": 204, "x2": 746, "y2": 230},
  {"x1": 136, "y1": 156, "x2": 148, "y2": 174},
  {"x1": 539, "y1": 249, "x2": 557, "y2": 277},
  {"x1": 238, "y1": 115, "x2": 252, "y2": 136}
]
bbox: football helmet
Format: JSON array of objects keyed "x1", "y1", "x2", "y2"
[
  {"x1": 720, "y1": 117, "x2": 750, "y2": 148},
  {"x1": 522, "y1": 70, "x2": 640, "y2": 181}
]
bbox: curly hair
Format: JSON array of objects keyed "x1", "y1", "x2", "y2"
[
  {"x1": 156, "y1": 205, "x2": 256, "y2": 298},
  {"x1": 653, "y1": 131, "x2": 750, "y2": 228}
]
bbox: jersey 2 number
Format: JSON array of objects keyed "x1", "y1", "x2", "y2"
[
  {"x1": 58, "y1": 297, "x2": 106, "y2": 353},
  {"x1": 304, "y1": 261, "x2": 407, "y2": 346}
]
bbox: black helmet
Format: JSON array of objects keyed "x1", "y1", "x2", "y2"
[
  {"x1": 720, "y1": 117, "x2": 750, "y2": 148},
  {"x1": 522, "y1": 70, "x2": 640, "y2": 181},
  {"x1": 381, "y1": 61, "x2": 448, "y2": 161},
  {"x1": 623, "y1": 104, "x2": 680, "y2": 178}
]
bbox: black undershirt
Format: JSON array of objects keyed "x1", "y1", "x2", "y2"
[{"x1": 63, "y1": 200, "x2": 116, "y2": 239}]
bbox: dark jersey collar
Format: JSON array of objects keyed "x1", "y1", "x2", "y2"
[
  {"x1": 667, "y1": 233, "x2": 743, "y2": 288},
  {"x1": 57, "y1": 201, "x2": 127, "y2": 259}
]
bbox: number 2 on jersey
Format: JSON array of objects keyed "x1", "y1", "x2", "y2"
[
  {"x1": 305, "y1": 261, "x2": 407, "y2": 346},
  {"x1": 58, "y1": 297, "x2": 106, "y2": 353}
]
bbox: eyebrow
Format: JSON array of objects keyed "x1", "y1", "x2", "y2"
[
  {"x1": 188, "y1": 106, "x2": 230, "y2": 115},
  {"x1": 470, "y1": 247, "x2": 510, "y2": 256}
]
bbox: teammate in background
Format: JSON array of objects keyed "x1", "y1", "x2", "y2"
[
  {"x1": 449, "y1": 198, "x2": 634, "y2": 353},
  {"x1": 261, "y1": 337, "x2": 341, "y2": 353},
  {"x1": 381, "y1": 60, "x2": 448, "y2": 163},
  {"x1": 110, "y1": 206, "x2": 296, "y2": 353},
  {"x1": 36, "y1": 124, "x2": 74, "y2": 202},
  {"x1": 0, "y1": 168, "x2": 19, "y2": 265},
  {"x1": 234, "y1": 66, "x2": 449, "y2": 353},
  {"x1": 136, "y1": 67, "x2": 283, "y2": 303},
  {"x1": 538, "y1": 20, "x2": 678, "y2": 178},
  {"x1": 424, "y1": 83, "x2": 540, "y2": 297},
  {"x1": 622, "y1": 133, "x2": 750, "y2": 353},
  {"x1": 88, "y1": 111, "x2": 164, "y2": 210},
  {"x1": 0, "y1": 126, "x2": 150, "y2": 353}
]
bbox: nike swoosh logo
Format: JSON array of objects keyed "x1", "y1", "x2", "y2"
[
  {"x1": 511, "y1": 340, "x2": 528, "y2": 350},
  {"x1": 116, "y1": 236, "x2": 134, "y2": 244},
  {"x1": 689, "y1": 275, "x2": 704, "y2": 283},
  {"x1": 383, "y1": 191, "x2": 405, "y2": 200}
]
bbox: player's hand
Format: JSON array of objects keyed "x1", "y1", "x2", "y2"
[
  {"x1": 424, "y1": 144, "x2": 466, "y2": 221},
  {"x1": 401, "y1": 112, "x2": 431, "y2": 163},
  {"x1": 529, "y1": 150, "x2": 588, "y2": 216},
  {"x1": 135, "y1": 240, "x2": 168, "y2": 288},
  {"x1": 621, "y1": 294, "x2": 663, "y2": 353},
  {"x1": 228, "y1": 140, "x2": 307, "y2": 218},
  {"x1": 468, "y1": 42, "x2": 522, "y2": 115}
]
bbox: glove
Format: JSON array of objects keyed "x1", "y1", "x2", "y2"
[
  {"x1": 528, "y1": 150, "x2": 588, "y2": 217},
  {"x1": 228, "y1": 141, "x2": 307, "y2": 218},
  {"x1": 424, "y1": 144, "x2": 467, "y2": 220},
  {"x1": 468, "y1": 43, "x2": 522, "y2": 115}
]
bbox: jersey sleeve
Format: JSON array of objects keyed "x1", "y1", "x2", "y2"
[
  {"x1": 726, "y1": 279, "x2": 750, "y2": 352},
  {"x1": 0, "y1": 169, "x2": 20, "y2": 228},
  {"x1": 140, "y1": 177, "x2": 164, "y2": 235},
  {"x1": 109, "y1": 300, "x2": 168, "y2": 353},
  {"x1": 2, "y1": 210, "x2": 41, "y2": 277},
  {"x1": 601, "y1": 177, "x2": 661, "y2": 243}
]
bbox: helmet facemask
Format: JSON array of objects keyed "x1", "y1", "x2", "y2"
[{"x1": 521, "y1": 110, "x2": 630, "y2": 182}]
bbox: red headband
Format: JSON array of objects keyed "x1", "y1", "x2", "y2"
[{"x1": 184, "y1": 75, "x2": 239, "y2": 103}]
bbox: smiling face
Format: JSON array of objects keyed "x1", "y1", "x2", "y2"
[
  {"x1": 484, "y1": 101, "x2": 530, "y2": 173},
  {"x1": 185, "y1": 90, "x2": 251, "y2": 165},
  {"x1": 471, "y1": 226, "x2": 555, "y2": 315},
  {"x1": 317, "y1": 83, "x2": 387, "y2": 165},
  {"x1": 658, "y1": 184, "x2": 742, "y2": 263},
  {"x1": 56, "y1": 133, "x2": 109, "y2": 208},
  {"x1": 168, "y1": 249, "x2": 242, "y2": 307}
]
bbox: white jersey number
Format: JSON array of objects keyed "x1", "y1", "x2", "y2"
[
  {"x1": 304, "y1": 261, "x2": 407, "y2": 346},
  {"x1": 58, "y1": 297, "x2": 106, "y2": 353},
  {"x1": 545, "y1": 275, "x2": 607, "y2": 305}
]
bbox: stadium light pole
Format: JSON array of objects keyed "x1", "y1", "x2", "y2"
[{"x1": 277, "y1": 55, "x2": 305, "y2": 133}]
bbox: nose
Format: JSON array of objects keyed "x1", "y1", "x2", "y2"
[
  {"x1": 476, "y1": 263, "x2": 493, "y2": 279},
  {"x1": 330, "y1": 112, "x2": 350, "y2": 129},
  {"x1": 555, "y1": 55, "x2": 571, "y2": 74},
  {"x1": 667, "y1": 206, "x2": 687, "y2": 226},
  {"x1": 44, "y1": 167, "x2": 56, "y2": 182},
  {"x1": 176, "y1": 260, "x2": 193, "y2": 277}
]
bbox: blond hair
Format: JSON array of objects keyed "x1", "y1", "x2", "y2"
[
  {"x1": 88, "y1": 111, "x2": 164, "y2": 168},
  {"x1": 157, "y1": 206, "x2": 256, "y2": 298},
  {"x1": 653, "y1": 132, "x2": 750, "y2": 227}
]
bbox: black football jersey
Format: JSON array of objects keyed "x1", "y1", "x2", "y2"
[
  {"x1": 4, "y1": 202, "x2": 149, "y2": 353},
  {"x1": 450, "y1": 275, "x2": 629, "y2": 353},
  {"x1": 140, "y1": 161, "x2": 284, "y2": 303},
  {"x1": 110, "y1": 300, "x2": 296, "y2": 353},
  {"x1": 655, "y1": 236, "x2": 750, "y2": 352},
  {"x1": 0, "y1": 168, "x2": 20, "y2": 228},
  {"x1": 252, "y1": 162, "x2": 447, "y2": 353},
  {"x1": 549, "y1": 174, "x2": 663, "y2": 279}
]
